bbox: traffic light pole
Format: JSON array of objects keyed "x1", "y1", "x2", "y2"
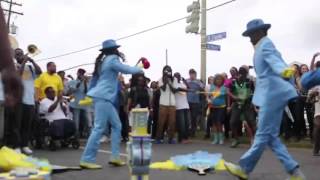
[{"x1": 200, "y1": 0, "x2": 207, "y2": 83}]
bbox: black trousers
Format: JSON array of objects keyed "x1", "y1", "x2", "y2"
[
  {"x1": 189, "y1": 103, "x2": 201, "y2": 136},
  {"x1": 49, "y1": 119, "x2": 75, "y2": 140},
  {"x1": 119, "y1": 106, "x2": 128, "y2": 139},
  {"x1": 4, "y1": 104, "x2": 35, "y2": 148},
  {"x1": 0, "y1": 104, "x2": 4, "y2": 147},
  {"x1": 151, "y1": 108, "x2": 159, "y2": 139},
  {"x1": 281, "y1": 101, "x2": 296, "y2": 139},
  {"x1": 314, "y1": 117, "x2": 320, "y2": 154},
  {"x1": 294, "y1": 97, "x2": 314, "y2": 138}
]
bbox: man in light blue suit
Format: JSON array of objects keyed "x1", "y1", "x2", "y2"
[
  {"x1": 80, "y1": 39, "x2": 143, "y2": 169},
  {"x1": 224, "y1": 19, "x2": 305, "y2": 180}
]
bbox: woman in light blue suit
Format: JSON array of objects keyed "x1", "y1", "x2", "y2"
[
  {"x1": 80, "y1": 40, "x2": 143, "y2": 169},
  {"x1": 225, "y1": 19, "x2": 305, "y2": 180}
]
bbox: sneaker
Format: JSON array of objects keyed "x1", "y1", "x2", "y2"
[
  {"x1": 181, "y1": 139, "x2": 191, "y2": 144},
  {"x1": 287, "y1": 168, "x2": 306, "y2": 180},
  {"x1": 49, "y1": 140, "x2": 58, "y2": 151},
  {"x1": 108, "y1": 159, "x2": 126, "y2": 167},
  {"x1": 154, "y1": 140, "x2": 164, "y2": 144},
  {"x1": 122, "y1": 138, "x2": 129, "y2": 143},
  {"x1": 168, "y1": 139, "x2": 176, "y2": 144},
  {"x1": 224, "y1": 162, "x2": 248, "y2": 180},
  {"x1": 14, "y1": 148, "x2": 21, "y2": 154},
  {"x1": 313, "y1": 152, "x2": 320, "y2": 156},
  {"x1": 100, "y1": 136, "x2": 109, "y2": 143},
  {"x1": 80, "y1": 162, "x2": 102, "y2": 169},
  {"x1": 218, "y1": 133, "x2": 224, "y2": 145},
  {"x1": 211, "y1": 133, "x2": 219, "y2": 145},
  {"x1": 230, "y1": 140, "x2": 240, "y2": 148},
  {"x1": 22, "y1": 147, "x2": 33, "y2": 155}
]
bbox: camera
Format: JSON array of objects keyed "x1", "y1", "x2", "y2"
[{"x1": 164, "y1": 70, "x2": 172, "y2": 76}]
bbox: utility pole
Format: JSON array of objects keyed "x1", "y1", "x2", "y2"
[
  {"x1": 165, "y1": 49, "x2": 168, "y2": 65},
  {"x1": 200, "y1": 0, "x2": 206, "y2": 83},
  {"x1": 0, "y1": 0, "x2": 23, "y2": 32}
]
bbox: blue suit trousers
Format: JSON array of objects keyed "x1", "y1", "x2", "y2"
[
  {"x1": 239, "y1": 101, "x2": 298, "y2": 174},
  {"x1": 81, "y1": 98, "x2": 122, "y2": 162}
]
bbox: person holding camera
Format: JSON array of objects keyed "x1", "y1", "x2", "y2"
[{"x1": 156, "y1": 65, "x2": 178, "y2": 144}]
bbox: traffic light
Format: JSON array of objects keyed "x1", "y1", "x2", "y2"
[{"x1": 186, "y1": 1, "x2": 200, "y2": 34}]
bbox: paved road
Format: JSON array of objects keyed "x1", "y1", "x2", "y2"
[{"x1": 33, "y1": 141, "x2": 319, "y2": 180}]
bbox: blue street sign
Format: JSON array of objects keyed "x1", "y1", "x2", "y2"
[
  {"x1": 206, "y1": 44, "x2": 221, "y2": 51},
  {"x1": 207, "y1": 32, "x2": 226, "y2": 42}
]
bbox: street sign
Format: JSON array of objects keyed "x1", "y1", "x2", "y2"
[
  {"x1": 206, "y1": 44, "x2": 221, "y2": 51},
  {"x1": 207, "y1": 32, "x2": 226, "y2": 42}
]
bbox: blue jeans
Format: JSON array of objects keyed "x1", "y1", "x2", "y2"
[
  {"x1": 73, "y1": 108, "x2": 89, "y2": 135},
  {"x1": 239, "y1": 101, "x2": 298, "y2": 174},
  {"x1": 81, "y1": 98, "x2": 122, "y2": 163},
  {"x1": 176, "y1": 109, "x2": 190, "y2": 141}
]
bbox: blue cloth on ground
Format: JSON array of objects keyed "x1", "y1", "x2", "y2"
[{"x1": 170, "y1": 151, "x2": 222, "y2": 167}]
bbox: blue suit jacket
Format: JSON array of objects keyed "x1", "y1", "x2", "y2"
[
  {"x1": 87, "y1": 55, "x2": 142, "y2": 103},
  {"x1": 252, "y1": 37, "x2": 297, "y2": 107}
]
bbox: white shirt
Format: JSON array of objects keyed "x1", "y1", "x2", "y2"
[
  {"x1": 16, "y1": 63, "x2": 36, "y2": 105},
  {"x1": 310, "y1": 85, "x2": 320, "y2": 117},
  {"x1": 175, "y1": 81, "x2": 189, "y2": 110},
  {"x1": 40, "y1": 98, "x2": 67, "y2": 123},
  {"x1": 158, "y1": 77, "x2": 178, "y2": 106}
]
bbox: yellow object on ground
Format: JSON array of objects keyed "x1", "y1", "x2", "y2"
[
  {"x1": 150, "y1": 159, "x2": 226, "y2": 172},
  {"x1": 215, "y1": 159, "x2": 227, "y2": 171},
  {"x1": 149, "y1": 160, "x2": 185, "y2": 171},
  {"x1": 0, "y1": 146, "x2": 35, "y2": 171},
  {"x1": 0, "y1": 168, "x2": 51, "y2": 180},
  {"x1": 79, "y1": 96, "x2": 93, "y2": 106},
  {"x1": 131, "y1": 175, "x2": 149, "y2": 180},
  {"x1": 0, "y1": 146, "x2": 52, "y2": 173},
  {"x1": 281, "y1": 67, "x2": 295, "y2": 79}
]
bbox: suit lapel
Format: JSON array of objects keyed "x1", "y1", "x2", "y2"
[{"x1": 253, "y1": 37, "x2": 267, "y2": 73}]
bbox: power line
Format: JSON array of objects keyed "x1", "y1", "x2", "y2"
[
  {"x1": 61, "y1": 63, "x2": 94, "y2": 72},
  {"x1": 36, "y1": 0, "x2": 236, "y2": 63}
]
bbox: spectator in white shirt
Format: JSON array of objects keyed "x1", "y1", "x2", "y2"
[{"x1": 40, "y1": 86, "x2": 75, "y2": 149}]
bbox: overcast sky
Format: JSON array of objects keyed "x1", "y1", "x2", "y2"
[{"x1": 3, "y1": 0, "x2": 320, "y2": 81}]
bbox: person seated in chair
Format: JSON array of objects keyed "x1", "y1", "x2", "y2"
[{"x1": 40, "y1": 86, "x2": 76, "y2": 150}]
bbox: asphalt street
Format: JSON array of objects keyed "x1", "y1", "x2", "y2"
[{"x1": 33, "y1": 141, "x2": 319, "y2": 180}]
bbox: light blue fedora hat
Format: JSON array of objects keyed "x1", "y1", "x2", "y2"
[{"x1": 242, "y1": 19, "x2": 271, "y2": 37}]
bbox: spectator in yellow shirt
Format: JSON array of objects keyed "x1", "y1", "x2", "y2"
[{"x1": 35, "y1": 62, "x2": 64, "y2": 101}]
